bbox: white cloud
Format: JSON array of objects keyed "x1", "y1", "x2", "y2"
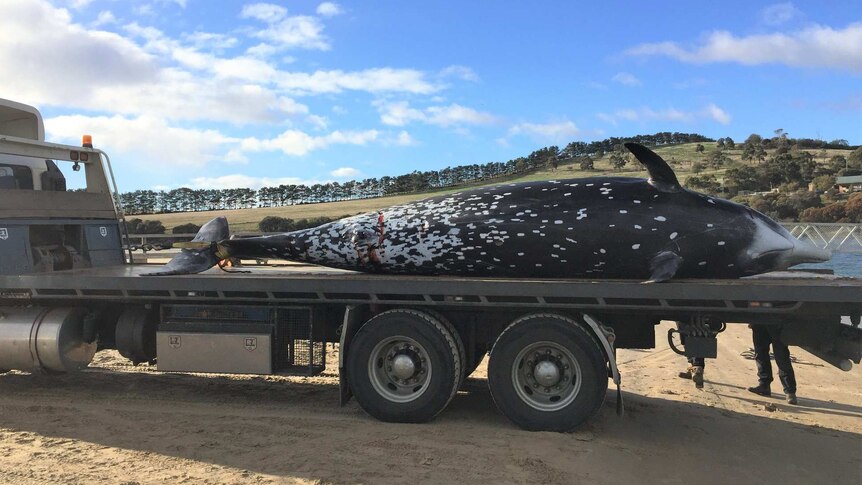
[
  {"x1": 240, "y1": 3, "x2": 288, "y2": 23},
  {"x1": 92, "y1": 10, "x2": 116, "y2": 27},
  {"x1": 183, "y1": 31, "x2": 238, "y2": 50},
  {"x1": 376, "y1": 101, "x2": 497, "y2": 127},
  {"x1": 188, "y1": 174, "x2": 321, "y2": 190},
  {"x1": 306, "y1": 114, "x2": 329, "y2": 129},
  {"x1": 245, "y1": 11, "x2": 330, "y2": 51},
  {"x1": 316, "y1": 2, "x2": 344, "y2": 17},
  {"x1": 761, "y1": 3, "x2": 801, "y2": 26},
  {"x1": 0, "y1": 1, "x2": 444, "y2": 128},
  {"x1": 508, "y1": 121, "x2": 581, "y2": 143},
  {"x1": 45, "y1": 114, "x2": 239, "y2": 168},
  {"x1": 626, "y1": 22, "x2": 862, "y2": 72},
  {"x1": 68, "y1": 0, "x2": 93, "y2": 9},
  {"x1": 277, "y1": 68, "x2": 441, "y2": 94},
  {"x1": 439, "y1": 65, "x2": 480, "y2": 82},
  {"x1": 612, "y1": 72, "x2": 641, "y2": 86},
  {"x1": 241, "y1": 129, "x2": 380, "y2": 156},
  {"x1": 395, "y1": 130, "x2": 417, "y2": 146},
  {"x1": 703, "y1": 103, "x2": 732, "y2": 124},
  {"x1": 596, "y1": 104, "x2": 731, "y2": 125},
  {"x1": 330, "y1": 167, "x2": 361, "y2": 178}
]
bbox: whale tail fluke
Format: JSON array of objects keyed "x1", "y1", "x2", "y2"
[{"x1": 142, "y1": 217, "x2": 231, "y2": 276}]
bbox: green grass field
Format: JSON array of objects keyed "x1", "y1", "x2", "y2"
[{"x1": 139, "y1": 143, "x2": 852, "y2": 232}]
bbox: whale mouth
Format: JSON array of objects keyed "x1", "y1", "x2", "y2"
[{"x1": 786, "y1": 239, "x2": 831, "y2": 266}]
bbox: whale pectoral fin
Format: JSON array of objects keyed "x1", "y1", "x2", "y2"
[
  {"x1": 645, "y1": 251, "x2": 683, "y2": 283},
  {"x1": 624, "y1": 143, "x2": 681, "y2": 193}
]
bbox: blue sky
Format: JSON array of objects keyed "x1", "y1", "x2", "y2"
[{"x1": 1, "y1": 0, "x2": 860, "y2": 191}]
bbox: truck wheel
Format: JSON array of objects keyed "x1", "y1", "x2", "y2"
[
  {"x1": 347, "y1": 309, "x2": 462, "y2": 423},
  {"x1": 488, "y1": 314, "x2": 607, "y2": 432},
  {"x1": 420, "y1": 308, "x2": 467, "y2": 383}
]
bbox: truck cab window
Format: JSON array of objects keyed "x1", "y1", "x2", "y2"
[{"x1": 0, "y1": 163, "x2": 34, "y2": 190}]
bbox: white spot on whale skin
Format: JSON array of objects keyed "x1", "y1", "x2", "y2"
[
  {"x1": 517, "y1": 252, "x2": 524, "y2": 256},
  {"x1": 670, "y1": 232, "x2": 678, "y2": 240},
  {"x1": 634, "y1": 224, "x2": 642, "y2": 229},
  {"x1": 586, "y1": 183, "x2": 594, "y2": 187},
  {"x1": 632, "y1": 244, "x2": 640, "y2": 249},
  {"x1": 707, "y1": 223, "x2": 714, "y2": 228},
  {"x1": 698, "y1": 261, "x2": 707, "y2": 266},
  {"x1": 603, "y1": 182, "x2": 610, "y2": 186},
  {"x1": 718, "y1": 241, "x2": 725, "y2": 246},
  {"x1": 517, "y1": 233, "x2": 525, "y2": 237},
  {"x1": 654, "y1": 216, "x2": 667, "y2": 222},
  {"x1": 707, "y1": 199, "x2": 716, "y2": 204},
  {"x1": 619, "y1": 210, "x2": 628, "y2": 214},
  {"x1": 599, "y1": 248, "x2": 606, "y2": 254},
  {"x1": 535, "y1": 263, "x2": 543, "y2": 267},
  {"x1": 554, "y1": 220, "x2": 563, "y2": 224},
  {"x1": 564, "y1": 192, "x2": 572, "y2": 196},
  {"x1": 633, "y1": 200, "x2": 641, "y2": 204}
]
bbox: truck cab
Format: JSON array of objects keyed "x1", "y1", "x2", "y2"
[{"x1": 0, "y1": 98, "x2": 124, "y2": 274}]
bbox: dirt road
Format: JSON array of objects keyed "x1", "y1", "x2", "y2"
[{"x1": 1, "y1": 322, "x2": 859, "y2": 484}]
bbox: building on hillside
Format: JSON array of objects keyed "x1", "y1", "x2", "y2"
[{"x1": 836, "y1": 175, "x2": 862, "y2": 193}]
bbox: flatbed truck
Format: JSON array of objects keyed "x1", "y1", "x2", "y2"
[{"x1": 1, "y1": 99, "x2": 859, "y2": 432}]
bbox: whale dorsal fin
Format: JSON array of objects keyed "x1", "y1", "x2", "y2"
[{"x1": 624, "y1": 143, "x2": 681, "y2": 193}]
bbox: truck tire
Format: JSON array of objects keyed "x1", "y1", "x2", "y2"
[
  {"x1": 347, "y1": 309, "x2": 462, "y2": 423},
  {"x1": 420, "y1": 308, "x2": 467, "y2": 383},
  {"x1": 488, "y1": 313, "x2": 607, "y2": 432}
]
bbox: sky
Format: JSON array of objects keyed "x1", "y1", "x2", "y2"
[{"x1": 1, "y1": 0, "x2": 860, "y2": 192}]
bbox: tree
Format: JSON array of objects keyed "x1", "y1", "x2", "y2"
[
  {"x1": 705, "y1": 149, "x2": 731, "y2": 168},
  {"x1": 696, "y1": 144, "x2": 705, "y2": 153},
  {"x1": 716, "y1": 138, "x2": 725, "y2": 148},
  {"x1": 848, "y1": 147, "x2": 862, "y2": 168},
  {"x1": 744, "y1": 133, "x2": 763, "y2": 146},
  {"x1": 725, "y1": 137, "x2": 735, "y2": 149},
  {"x1": 578, "y1": 156, "x2": 594, "y2": 170},
  {"x1": 685, "y1": 174, "x2": 721, "y2": 194},
  {"x1": 742, "y1": 142, "x2": 766, "y2": 164},
  {"x1": 610, "y1": 153, "x2": 627, "y2": 170},
  {"x1": 172, "y1": 223, "x2": 201, "y2": 234}
]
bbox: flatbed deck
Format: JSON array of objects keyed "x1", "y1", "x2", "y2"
[{"x1": 2, "y1": 264, "x2": 859, "y2": 321}]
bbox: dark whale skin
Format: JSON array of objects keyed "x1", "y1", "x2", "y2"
[
  {"x1": 149, "y1": 143, "x2": 828, "y2": 280},
  {"x1": 223, "y1": 177, "x2": 770, "y2": 279}
]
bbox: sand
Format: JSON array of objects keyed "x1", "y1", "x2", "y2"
[{"x1": 0, "y1": 321, "x2": 859, "y2": 484}]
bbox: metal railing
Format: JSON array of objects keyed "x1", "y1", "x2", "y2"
[{"x1": 781, "y1": 223, "x2": 862, "y2": 252}]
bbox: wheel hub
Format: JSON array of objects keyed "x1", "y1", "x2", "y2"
[
  {"x1": 533, "y1": 360, "x2": 561, "y2": 387},
  {"x1": 391, "y1": 354, "x2": 416, "y2": 380}
]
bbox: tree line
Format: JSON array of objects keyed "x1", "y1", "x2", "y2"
[
  {"x1": 119, "y1": 132, "x2": 713, "y2": 215},
  {"x1": 683, "y1": 133, "x2": 862, "y2": 223}
]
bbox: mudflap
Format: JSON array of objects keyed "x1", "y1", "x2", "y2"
[{"x1": 338, "y1": 305, "x2": 366, "y2": 406}]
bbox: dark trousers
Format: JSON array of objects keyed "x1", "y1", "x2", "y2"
[
  {"x1": 752, "y1": 325, "x2": 797, "y2": 394},
  {"x1": 687, "y1": 357, "x2": 704, "y2": 367}
]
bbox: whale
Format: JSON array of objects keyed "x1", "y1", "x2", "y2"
[{"x1": 146, "y1": 143, "x2": 831, "y2": 282}]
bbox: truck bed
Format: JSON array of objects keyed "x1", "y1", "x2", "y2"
[{"x1": 2, "y1": 263, "x2": 860, "y2": 321}]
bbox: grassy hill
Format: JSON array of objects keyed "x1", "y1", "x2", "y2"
[{"x1": 139, "y1": 142, "x2": 853, "y2": 232}]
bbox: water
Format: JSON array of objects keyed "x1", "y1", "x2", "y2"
[{"x1": 793, "y1": 252, "x2": 862, "y2": 278}]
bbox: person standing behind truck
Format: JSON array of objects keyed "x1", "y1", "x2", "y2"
[{"x1": 747, "y1": 324, "x2": 798, "y2": 405}]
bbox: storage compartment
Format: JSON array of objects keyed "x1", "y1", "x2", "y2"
[{"x1": 158, "y1": 304, "x2": 325, "y2": 375}]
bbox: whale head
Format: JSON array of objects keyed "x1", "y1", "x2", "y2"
[{"x1": 743, "y1": 207, "x2": 831, "y2": 273}]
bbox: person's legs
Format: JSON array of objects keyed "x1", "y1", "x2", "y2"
[
  {"x1": 748, "y1": 325, "x2": 773, "y2": 396},
  {"x1": 768, "y1": 327, "x2": 797, "y2": 402}
]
